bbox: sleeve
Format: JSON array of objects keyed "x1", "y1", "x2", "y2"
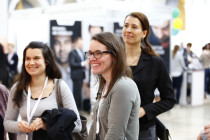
[
  {"x1": 105, "y1": 82, "x2": 139, "y2": 139},
  {"x1": 69, "y1": 51, "x2": 83, "y2": 68},
  {"x1": 3, "y1": 84, "x2": 20, "y2": 133},
  {"x1": 13, "y1": 54, "x2": 19, "y2": 69},
  {"x1": 179, "y1": 54, "x2": 187, "y2": 70},
  {"x1": 143, "y1": 58, "x2": 176, "y2": 120},
  {"x1": 0, "y1": 85, "x2": 9, "y2": 117},
  {"x1": 59, "y1": 80, "x2": 82, "y2": 132},
  {"x1": 200, "y1": 54, "x2": 204, "y2": 63}
]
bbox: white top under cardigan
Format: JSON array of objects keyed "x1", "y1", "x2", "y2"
[{"x1": 96, "y1": 86, "x2": 108, "y2": 134}]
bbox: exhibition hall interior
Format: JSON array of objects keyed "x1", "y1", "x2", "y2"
[{"x1": 0, "y1": 0, "x2": 210, "y2": 140}]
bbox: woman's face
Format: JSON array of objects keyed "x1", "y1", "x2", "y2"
[
  {"x1": 25, "y1": 48, "x2": 47, "y2": 77},
  {"x1": 122, "y1": 16, "x2": 146, "y2": 45},
  {"x1": 88, "y1": 40, "x2": 114, "y2": 79}
]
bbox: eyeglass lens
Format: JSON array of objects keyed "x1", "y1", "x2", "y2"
[{"x1": 85, "y1": 50, "x2": 103, "y2": 59}]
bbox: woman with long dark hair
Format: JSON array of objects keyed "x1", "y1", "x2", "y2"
[{"x1": 171, "y1": 45, "x2": 187, "y2": 104}]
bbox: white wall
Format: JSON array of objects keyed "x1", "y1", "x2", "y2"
[
  {"x1": 0, "y1": 0, "x2": 8, "y2": 38},
  {"x1": 8, "y1": 8, "x2": 49, "y2": 72}
]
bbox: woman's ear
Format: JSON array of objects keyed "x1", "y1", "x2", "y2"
[
  {"x1": 143, "y1": 30, "x2": 147, "y2": 38},
  {"x1": 112, "y1": 57, "x2": 116, "y2": 65}
]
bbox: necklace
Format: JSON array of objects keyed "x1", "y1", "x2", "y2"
[{"x1": 127, "y1": 54, "x2": 140, "y2": 66}]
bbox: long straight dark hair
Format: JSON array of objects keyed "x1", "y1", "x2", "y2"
[
  {"x1": 91, "y1": 32, "x2": 132, "y2": 99},
  {"x1": 13, "y1": 41, "x2": 62, "y2": 107}
]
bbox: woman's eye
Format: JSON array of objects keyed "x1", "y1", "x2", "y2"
[
  {"x1": 34, "y1": 57, "x2": 41, "y2": 60},
  {"x1": 96, "y1": 52, "x2": 102, "y2": 55},
  {"x1": 124, "y1": 25, "x2": 128, "y2": 28}
]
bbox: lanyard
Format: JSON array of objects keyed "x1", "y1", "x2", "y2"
[{"x1": 26, "y1": 77, "x2": 48, "y2": 124}]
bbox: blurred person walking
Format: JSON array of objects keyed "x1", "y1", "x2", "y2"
[
  {"x1": 69, "y1": 37, "x2": 88, "y2": 110},
  {"x1": 200, "y1": 44, "x2": 210, "y2": 97},
  {"x1": 183, "y1": 43, "x2": 197, "y2": 68},
  {"x1": 7, "y1": 43, "x2": 19, "y2": 87},
  {"x1": 171, "y1": 45, "x2": 187, "y2": 104}
]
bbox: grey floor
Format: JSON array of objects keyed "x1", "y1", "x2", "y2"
[
  {"x1": 158, "y1": 99, "x2": 210, "y2": 140},
  {"x1": 83, "y1": 98, "x2": 210, "y2": 140}
]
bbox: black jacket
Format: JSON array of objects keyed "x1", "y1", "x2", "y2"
[
  {"x1": 131, "y1": 52, "x2": 176, "y2": 130},
  {"x1": 69, "y1": 49, "x2": 86, "y2": 80},
  {"x1": 7, "y1": 53, "x2": 18, "y2": 73},
  {"x1": 33, "y1": 108, "x2": 77, "y2": 140},
  {"x1": 0, "y1": 44, "x2": 9, "y2": 87}
]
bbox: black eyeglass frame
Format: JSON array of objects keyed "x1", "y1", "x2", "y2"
[{"x1": 85, "y1": 50, "x2": 112, "y2": 59}]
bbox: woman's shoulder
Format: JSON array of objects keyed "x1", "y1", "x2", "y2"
[
  {"x1": 148, "y1": 54, "x2": 166, "y2": 66},
  {"x1": 55, "y1": 78, "x2": 72, "y2": 92},
  {"x1": 10, "y1": 82, "x2": 18, "y2": 91},
  {"x1": 143, "y1": 54, "x2": 167, "y2": 71},
  {"x1": 114, "y1": 77, "x2": 138, "y2": 91},
  {"x1": 176, "y1": 51, "x2": 184, "y2": 57},
  {"x1": 142, "y1": 52, "x2": 162, "y2": 62},
  {"x1": 117, "y1": 76, "x2": 134, "y2": 84},
  {"x1": 110, "y1": 77, "x2": 139, "y2": 100},
  {"x1": 0, "y1": 84, "x2": 9, "y2": 94},
  {"x1": 55, "y1": 78, "x2": 67, "y2": 86},
  {"x1": 149, "y1": 54, "x2": 162, "y2": 61}
]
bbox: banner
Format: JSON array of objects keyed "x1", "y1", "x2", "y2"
[
  {"x1": 49, "y1": 20, "x2": 81, "y2": 90},
  {"x1": 148, "y1": 19, "x2": 171, "y2": 71}
]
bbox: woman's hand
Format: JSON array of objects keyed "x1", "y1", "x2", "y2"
[
  {"x1": 197, "y1": 124, "x2": 210, "y2": 140},
  {"x1": 18, "y1": 121, "x2": 33, "y2": 133},
  {"x1": 139, "y1": 107, "x2": 146, "y2": 118},
  {"x1": 30, "y1": 118, "x2": 47, "y2": 131}
]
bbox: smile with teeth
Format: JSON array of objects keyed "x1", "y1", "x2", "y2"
[
  {"x1": 92, "y1": 64, "x2": 100, "y2": 67},
  {"x1": 29, "y1": 67, "x2": 37, "y2": 70},
  {"x1": 125, "y1": 35, "x2": 132, "y2": 38}
]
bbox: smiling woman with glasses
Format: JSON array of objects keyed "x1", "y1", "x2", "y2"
[
  {"x1": 87, "y1": 32, "x2": 140, "y2": 140},
  {"x1": 85, "y1": 50, "x2": 112, "y2": 59}
]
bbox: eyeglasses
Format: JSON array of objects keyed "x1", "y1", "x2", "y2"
[{"x1": 85, "y1": 50, "x2": 112, "y2": 59}]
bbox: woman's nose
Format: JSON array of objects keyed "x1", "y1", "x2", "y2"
[
  {"x1": 125, "y1": 26, "x2": 132, "y2": 32},
  {"x1": 29, "y1": 59, "x2": 35, "y2": 64}
]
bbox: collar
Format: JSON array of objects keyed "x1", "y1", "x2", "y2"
[{"x1": 133, "y1": 52, "x2": 152, "y2": 75}]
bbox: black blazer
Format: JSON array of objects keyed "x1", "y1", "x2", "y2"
[
  {"x1": 69, "y1": 49, "x2": 86, "y2": 80},
  {"x1": 7, "y1": 53, "x2": 18, "y2": 73},
  {"x1": 132, "y1": 52, "x2": 176, "y2": 130}
]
